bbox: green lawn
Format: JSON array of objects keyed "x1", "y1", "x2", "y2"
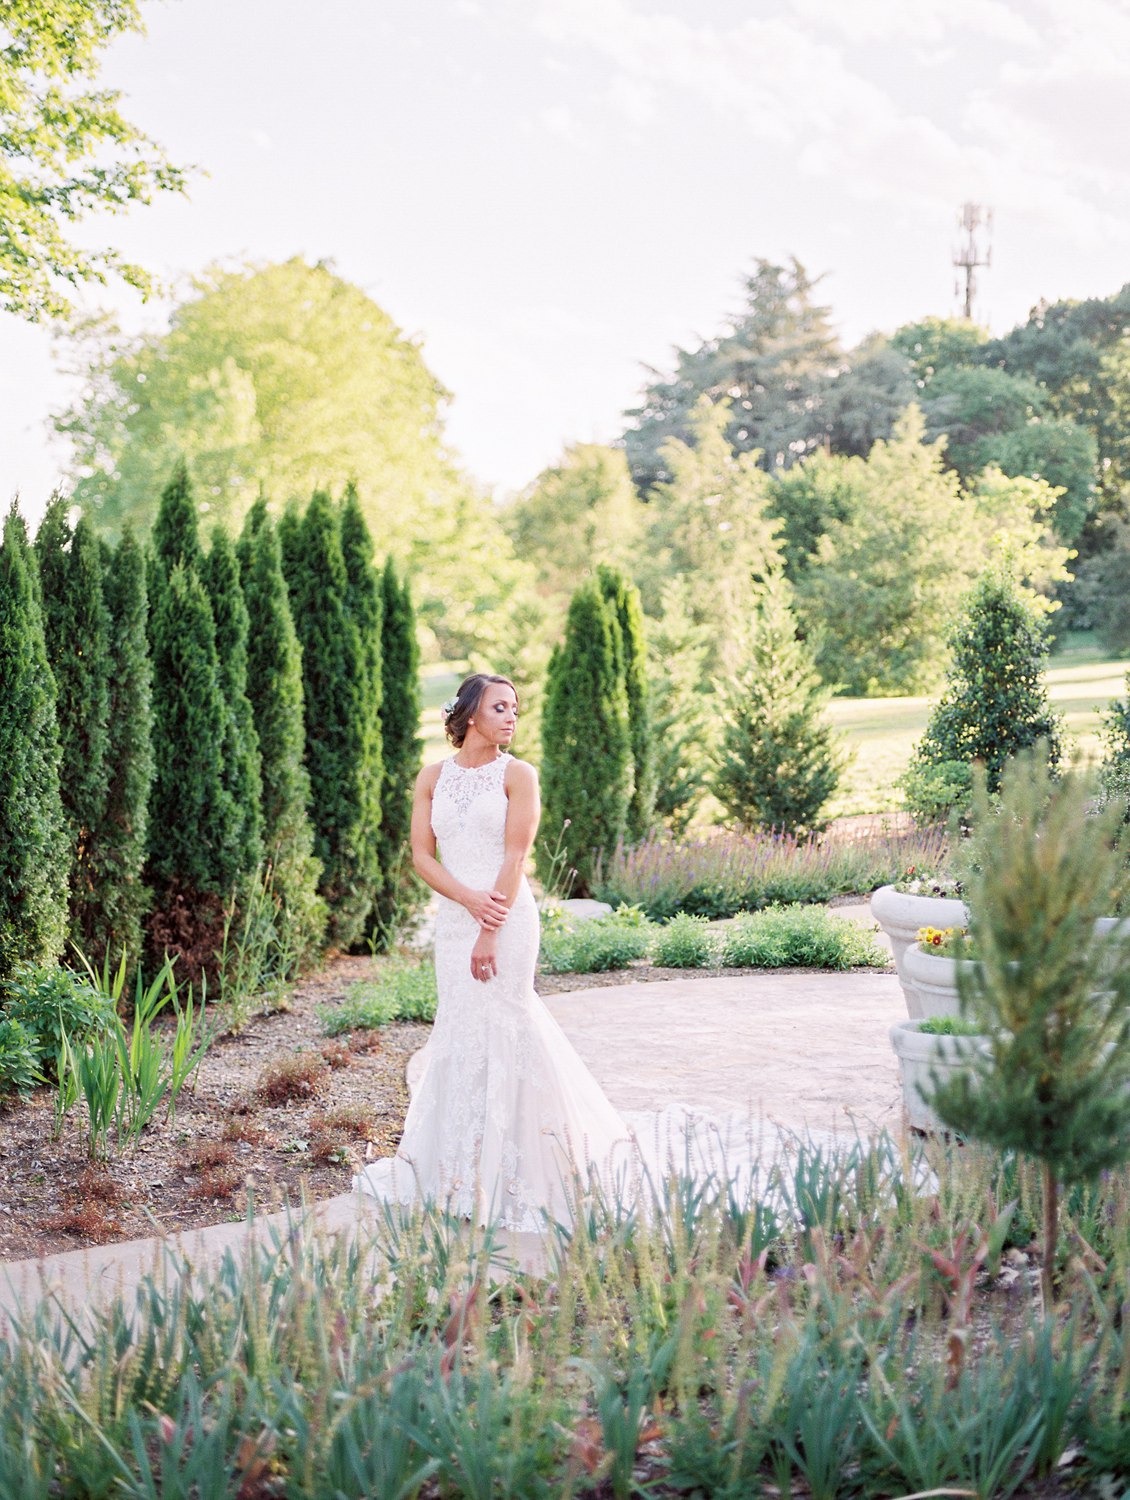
[{"x1": 826, "y1": 634, "x2": 1130, "y2": 817}]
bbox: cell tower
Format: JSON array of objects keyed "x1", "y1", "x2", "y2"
[{"x1": 952, "y1": 202, "x2": 992, "y2": 321}]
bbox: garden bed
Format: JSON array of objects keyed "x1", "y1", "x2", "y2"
[{"x1": 0, "y1": 945, "x2": 898, "y2": 1264}]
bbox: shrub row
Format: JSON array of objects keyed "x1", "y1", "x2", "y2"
[
  {"x1": 0, "y1": 472, "x2": 423, "y2": 993},
  {"x1": 538, "y1": 904, "x2": 888, "y2": 975}
]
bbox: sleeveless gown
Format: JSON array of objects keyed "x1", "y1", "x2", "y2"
[{"x1": 353, "y1": 753, "x2": 634, "y2": 1231}]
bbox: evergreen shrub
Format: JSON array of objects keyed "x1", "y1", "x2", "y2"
[
  {"x1": 238, "y1": 504, "x2": 325, "y2": 965},
  {"x1": 597, "y1": 564, "x2": 656, "y2": 839},
  {"x1": 35, "y1": 500, "x2": 112, "y2": 957},
  {"x1": 0, "y1": 506, "x2": 68, "y2": 978},
  {"x1": 539, "y1": 583, "x2": 631, "y2": 896},
  {"x1": 99, "y1": 527, "x2": 153, "y2": 967},
  {"x1": 713, "y1": 573, "x2": 843, "y2": 837},
  {"x1": 370, "y1": 557, "x2": 424, "y2": 948},
  {"x1": 718, "y1": 905, "x2": 887, "y2": 969},
  {"x1": 902, "y1": 568, "x2": 1062, "y2": 824}
]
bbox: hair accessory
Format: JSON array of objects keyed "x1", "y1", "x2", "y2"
[{"x1": 441, "y1": 697, "x2": 458, "y2": 720}]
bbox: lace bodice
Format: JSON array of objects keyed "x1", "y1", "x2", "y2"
[{"x1": 431, "y1": 753, "x2": 512, "y2": 888}]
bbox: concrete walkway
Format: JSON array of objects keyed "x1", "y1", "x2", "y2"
[{"x1": 1, "y1": 922, "x2": 904, "y2": 1318}]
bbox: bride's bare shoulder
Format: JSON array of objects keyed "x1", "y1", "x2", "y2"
[
  {"x1": 416, "y1": 759, "x2": 447, "y2": 793},
  {"x1": 503, "y1": 756, "x2": 538, "y2": 788}
]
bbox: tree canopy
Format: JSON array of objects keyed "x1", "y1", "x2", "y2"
[
  {"x1": 0, "y1": 0, "x2": 187, "y2": 322},
  {"x1": 57, "y1": 258, "x2": 535, "y2": 660}
]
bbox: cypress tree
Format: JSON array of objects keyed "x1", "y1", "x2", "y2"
[
  {"x1": 98, "y1": 527, "x2": 153, "y2": 965},
  {"x1": 370, "y1": 556, "x2": 423, "y2": 948},
  {"x1": 239, "y1": 507, "x2": 325, "y2": 961},
  {"x1": 712, "y1": 571, "x2": 844, "y2": 836},
  {"x1": 147, "y1": 561, "x2": 241, "y2": 970},
  {"x1": 204, "y1": 526, "x2": 264, "y2": 886},
  {"x1": 151, "y1": 459, "x2": 203, "y2": 580},
  {"x1": 538, "y1": 583, "x2": 631, "y2": 896},
  {"x1": 277, "y1": 499, "x2": 304, "y2": 605},
  {"x1": 339, "y1": 486, "x2": 385, "y2": 949},
  {"x1": 0, "y1": 505, "x2": 68, "y2": 977},
  {"x1": 597, "y1": 564, "x2": 656, "y2": 841},
  {"x1": 289, "y1": 490, "x2": 379, "y2": 947},
  {"x1": 35, "y1": 499, "x2": 113, "y2": 955}
]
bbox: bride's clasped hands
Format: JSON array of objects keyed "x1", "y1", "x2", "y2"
[{"x1": 466, "y1": 885, "x2": 508, "y2": 982}]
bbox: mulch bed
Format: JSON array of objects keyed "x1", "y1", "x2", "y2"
[{"x1": 0, "y1": 937, "x2": 890, "y2": 1264}]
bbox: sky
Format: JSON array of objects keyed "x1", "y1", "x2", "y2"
[{"x1": 4, "y1": 0, "x2": 1130, "y2": 524}]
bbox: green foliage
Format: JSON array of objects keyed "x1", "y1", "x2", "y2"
[
  {"x1": 147, "y1": 560, "x2": 240, "y2": 896},
  {"x1": 987, "y1": 419, "x2": 1097, "y2": 546},
  {"x1": 98, "y1": 526, "x2": 154, "y2": 968},
  {"x1": 597, "y1": 564, "x2": 656, "y2": 840},
  {"x1": 821, "y1": 333, "x2": 916, "y2": 459},
  {"x1": 319, "y1": 959, "x2": 437, "y2": 1034},
  {"x1": 539, "y1": 583, "x2": 631, "y2": 896},
  {"x1": 905, "y1": 569, "x2": 1062, "y2": 816},
  {"x1": 35, "y1": 499, "x2": 113, "y2": 957},
  {"x1": 537, "y1": 910, "x2": 653, "y2": 974},
  {"x1": 646, "y1": 579, "x2": 713, "y2": 835},
  {"x1": 638, "y1": 397, "x2": 783, "y2": 675},
  {"x1": 923, "y1": 365, "x2": 1047, "y2": 478},
  {"x1": 718, "y1": 905, "x2": 888, "y2": 969},
  {"x1": 918, "y1": 1014, "x2": 982, "y2": 1036},
  {"x1": 203, "y1": 527, "x2": 263, "y2": 887},
  {"x1": 0, "y1": 1130, "x2": 1125, "y2": 1496},
  {"x1": 890, "y1": 315, "x2": 989, "y2": 386},
  {"x1": 340, "y1": 487, "x2": 385, "y2": 949},
  {"x1": 713, "y1": 572, "x2": 844, "y2": 836},
  {"x1": 770, "y1": 447, "x2": 869, "y2": 577},
  {"x1": 981, "y1": 283, "x2": 1130, "y2": 508},
  {"x1": 1, "y1": 961, "x2": 114, "y2": 1065},
  {"x1": 0, "y1": 1, "x2": 188, "y2": 322},
  {"x1": 930, "y1": 752, "x2": 1130, "y2": 1301},
  {"x1": 236, "y1": 504, "x2": 325, "y2": 964},
  {"x1": 0, "y1": 506, "x2": 68, "y2": 978},
  {"x1": 284, "y1": 491, "x2": 381, "y2": 947},
  {"x1": 900, "y1": 758, "x2": 974, "y2": 828},
  {"x1": 370, "y1": 557, "x2": 424, "y2": 949},
  {"x1": 0, "y1": 1017, "x2": 41, "y2": 1098},
  {"x1": 505, "y1": 443, "x2": 644, "y2": 616},
  {"x1": 58, "y1": 258, "x2": 536, "y2": 663},
  {"x1": 651, "y1": 912, "x2": 714, "y2": 968},
  {"x1": 149, "y1": 459, "x2": 203, "y2": 582},
  {"x1": 624, "y1": 258, "x2": 840, "y2": 488}
]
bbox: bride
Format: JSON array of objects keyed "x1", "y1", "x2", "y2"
[{"x1": 353, "y1": 672, "x2": 633, "y2": 1230}]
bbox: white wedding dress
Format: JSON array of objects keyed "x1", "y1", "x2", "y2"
[{"x1": 353, "y1": 753, "x2": 635, "y2": 1231}]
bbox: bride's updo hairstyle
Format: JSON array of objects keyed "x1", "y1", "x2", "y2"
[{"x1": 442, "y1": 672, "x2": 518, "y2": 748}]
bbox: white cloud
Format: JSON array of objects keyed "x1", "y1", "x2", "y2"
[{"x1": 789, "y1": 0, "x2": 1040, "y2": 47}]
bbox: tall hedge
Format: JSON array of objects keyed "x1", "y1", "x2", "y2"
[
  {"x1": 99, "y1": 527, "x2": 153, "y2": 966},
  {"x1": 283, "y1": 490, "x2": 381, "y2": 947},
  {"x1": 597, "y1": 564, "x2": 656, "y2": 841},
  {"x1": 239, "y1": 503, "x2": 325, "y2": 961},
  {"x1": 0, "y1": 506, "x2": 68, "y2": 977},
  {"x1": 340, "y1": 488, "x2": 387, "y2": 948},
  {"x1": 204, "y1": 527, "x2": 263, "y2": 887},
  {"x1": 35, "y1": 499, "x2": 112, "y2": 956},
  {"x1": 370, "y1": 556, "x2": 423, "y2": 948},
  {"x1": 539, "y1": 583, "x2": 631, "y2": 896},
  {"x1": 147, "y1": 561, "x2": 241, "y2": 971},
  {"x1": 150, "y1": 459, "x2": 203, "y2": 581}
]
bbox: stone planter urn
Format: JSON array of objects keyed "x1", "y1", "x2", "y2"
[
  {"x1": 869, "y1": 884, "x2": 967, "y2": 1018},
  {"x1": 901, "y1": 941, "x2": 980, "y2": 1020},
  {"x1": 889, "y1": 1019, "x2": 987, "y2": 1133}
]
